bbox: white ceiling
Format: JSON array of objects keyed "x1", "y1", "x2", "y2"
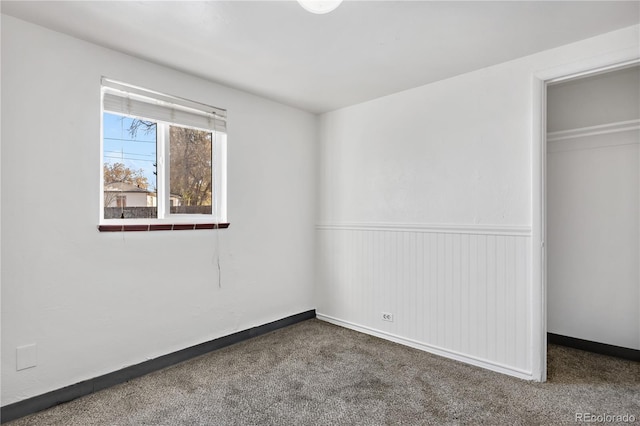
[{"x1": 2, "y1": 1, "x2": 639, "y2": 113}]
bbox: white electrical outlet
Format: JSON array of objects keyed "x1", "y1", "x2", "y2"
[{"x1": 382, "y1": 312, "x2": 393, "y2": 322}]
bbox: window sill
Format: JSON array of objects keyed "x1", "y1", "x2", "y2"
[{"x1": 98, "y1": 223, "x2": 230, "y2": 232}]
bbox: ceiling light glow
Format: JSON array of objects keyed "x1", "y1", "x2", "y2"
[{"x1": 297, "y1": 0, "x2": 343, "y2": 14}]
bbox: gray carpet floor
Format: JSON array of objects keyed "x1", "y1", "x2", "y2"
[{"x1": 5, "y1": 319, "x2": 639, "y2": 425}]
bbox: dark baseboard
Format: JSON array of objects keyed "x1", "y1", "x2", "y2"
[
  {"x1": 548, "y1": 333, "x2": 640, "y2": 361},
  {"x1": 1, "y1": 310, "x2": 316, "y2": 424}
]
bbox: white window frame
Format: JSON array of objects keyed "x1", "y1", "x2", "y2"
[{"x1": 100, "y1": 78, "x2": 227, "y2": 226}]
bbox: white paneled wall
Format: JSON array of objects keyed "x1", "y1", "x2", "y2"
[{"x1": 317, "y1": 224, "x2": 533, "y2": 379}]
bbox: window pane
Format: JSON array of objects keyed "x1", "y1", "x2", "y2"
[
  {"x1": 103, "y1": 112, "x2": 158, "y2": 219},
  {"x1": 169, "y1": 126, "x2": 212, "y2": 215}
]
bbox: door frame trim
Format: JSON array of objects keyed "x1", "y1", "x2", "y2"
[{"x1": 531, "y1": 51, "x2": 639, "y2": 382}]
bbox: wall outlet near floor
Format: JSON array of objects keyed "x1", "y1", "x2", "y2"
[{"x1": 382, "y1": 312, "x2": 394, "y2": 322}]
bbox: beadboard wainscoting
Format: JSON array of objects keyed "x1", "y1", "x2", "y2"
[{"x1": 316, "y1": 223, "x2": 533, "y2": 379}]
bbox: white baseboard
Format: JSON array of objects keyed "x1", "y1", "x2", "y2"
[{"x1": 316, "y1": 313, "x2": 535, "y2": 381}]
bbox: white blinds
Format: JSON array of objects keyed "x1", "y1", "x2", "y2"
[{"x1": 101, "y1": 78, "x2": 227, "y2": 132}]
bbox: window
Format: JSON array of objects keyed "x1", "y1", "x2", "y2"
[{"x1": 100, "y1": 78, "x2": 227, "y2": 231}]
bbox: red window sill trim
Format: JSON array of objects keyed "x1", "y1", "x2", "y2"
[{"x1": 98, "y1": 223, "x2": 230, "y2": 232}]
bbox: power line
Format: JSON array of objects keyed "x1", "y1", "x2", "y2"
[
  {"x1": 104, "y1": 155, "x2": 156, "y2": 163},
  {"x1": 104, "y1": 137, "x2": 156, "y2": 144},
  {"x1": 104, "y1": 150, "x2": 156, "y2": 158}
]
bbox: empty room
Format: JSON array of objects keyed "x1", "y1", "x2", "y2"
[{"x1": 1, "y1": 1, "x2": 639, "y2": 424}]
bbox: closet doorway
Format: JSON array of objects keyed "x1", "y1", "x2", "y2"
[{"x1": 546, "y1": 65, "x2": 640, "y2": 359}]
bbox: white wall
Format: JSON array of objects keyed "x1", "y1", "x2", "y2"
[
  {"x1": 317, "y1": 25, "x2": 640, "y2": 380},
  {"x1": 547, "y1": 66, "x2": 640, "y2": 132},
  {"x1": 1, "y1": 15, "x2": 316, "y2": 406},
  {"x1": 547, "y1": 66, "x2": 640, "y2": 350}
]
